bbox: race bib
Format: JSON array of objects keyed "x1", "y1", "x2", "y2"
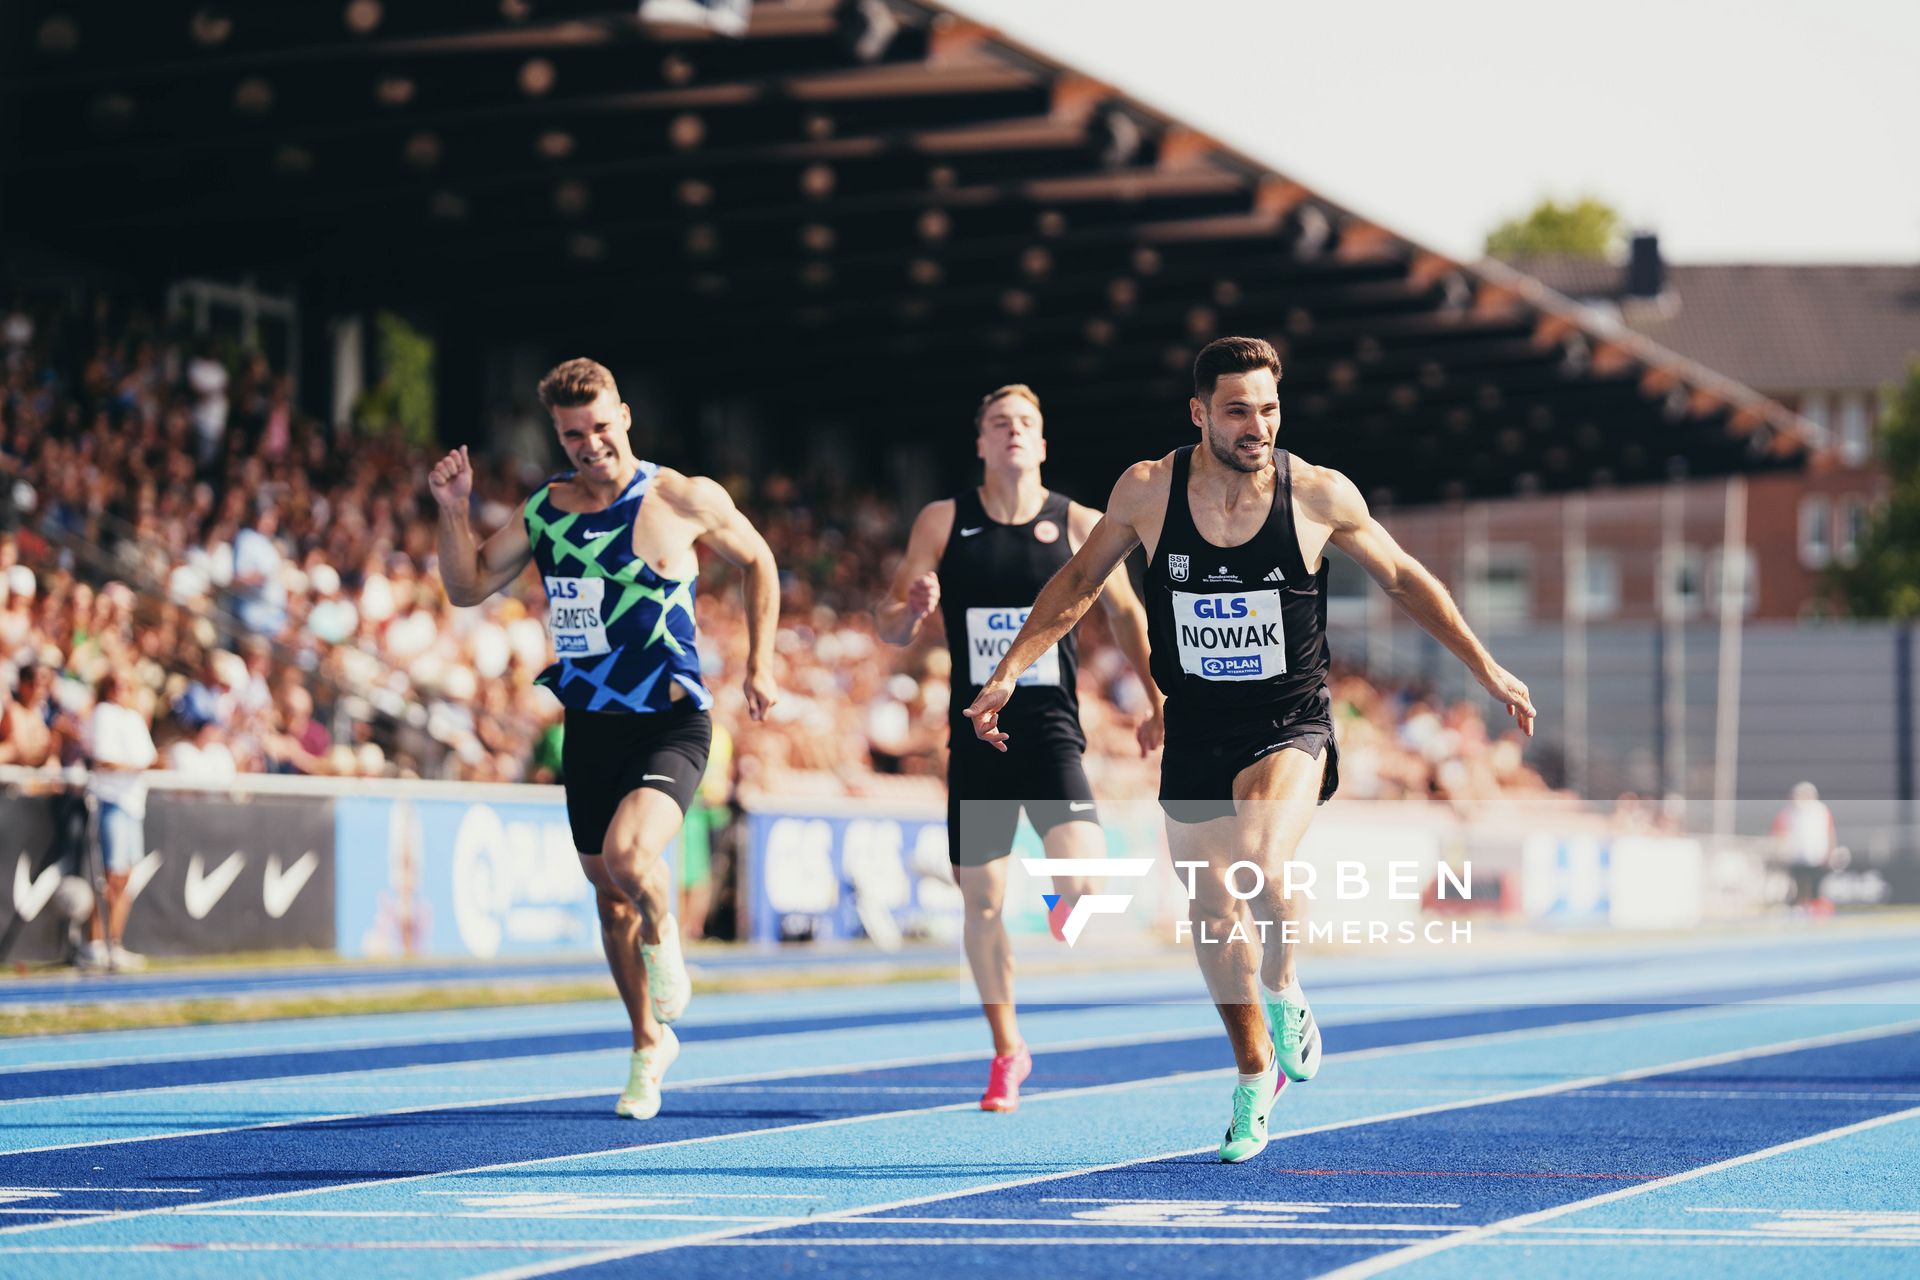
[
  {"x1": 965, "y1": 607, "x2": 1061, "y2": 687},
  {"x1": 545, "y1": 576, "x2": 610, "y2": 657},
  {"x1": 1172, "y1": 589, "x2": 1285, "y2": 681}
]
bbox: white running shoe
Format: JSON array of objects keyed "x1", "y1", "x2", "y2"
[
  {"x1": 640, "y1": 916, "x2": 692, "y2": 1024},
  {"x1": 108, "y1": 944, "x2": 148, "y2": 973},
  {"x1": 616, "y1": 1025, "x2": 680, "y2": 1120}
]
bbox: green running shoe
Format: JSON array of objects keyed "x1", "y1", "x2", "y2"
[
  {"x1": 1266, "y1": 987, "x2": 1323, "y2": 1082},
  {"x1": 616, "y1": 1024, "x2": 680, "y2": 1120},
  {"x1": 1218, "y1": 1059, "x2": 1283, "y2": 1163}
]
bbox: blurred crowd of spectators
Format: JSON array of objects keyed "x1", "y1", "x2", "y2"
[{"x1": 0, "y1": 293, "x2": 1564, "y2": 820}]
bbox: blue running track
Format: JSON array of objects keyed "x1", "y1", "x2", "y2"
[{"x1": 0, "y1": 922, "x2": 1914, "y2": 1279}]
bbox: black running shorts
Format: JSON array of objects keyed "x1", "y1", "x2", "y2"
[
  {"x1": 946, "y1": 726, "x2": 1099, "y2": 868},
  {"x1": 1158, "y1": 710, "x2": 1340, "y2": 825},
  {"x1": 561, "y1": 701, "x2": 712, "y2": 855}
]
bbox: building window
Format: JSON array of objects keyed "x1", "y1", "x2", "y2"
[
  {"x1": 1660, "y1": 546, "x2": 1705, "y2": 618},
  {"x1": 1799, "y1": 495, "x2": 1831, "y2": 568},
  {"x1": 1837, "y1": 393, "x2": 1871, "y2": 465},
  {"x1": 1703, "y1": 544, "x2": 1757, "y2": 615},
  {"x1": 1468, "y1": 546, "x2": 1531, "y2": 626},
  {"x1": 1568, "y1": 551, "x2": 1620, "y2": 619},
  {"x1": 1799, "y1": 392, "x2": 1831, "y2": 443},
  {"x1": 1837, "y1": 496, "x2": 1869, "y2": 564}
]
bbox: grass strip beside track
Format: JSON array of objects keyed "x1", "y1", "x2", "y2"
[{"x1": 0, "y1": 964, "x2": 971, "y2": 1038}]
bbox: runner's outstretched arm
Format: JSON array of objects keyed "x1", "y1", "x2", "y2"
[
  {"x1": 964, "y1": 465, "x2": 1152, "y2": 749},
  {"x1": 1310, "y1": 465, "x2": 1536, "y2": 736},
  {"x1": 429, "y1": 446, "x2": 533, "y2": 607},
  {"x1": 682, "y1": 475, "x2": 782, "y2": 722},
  {"x1": 1068, "y1": 500, "x2": 1165, "y2": 756}
]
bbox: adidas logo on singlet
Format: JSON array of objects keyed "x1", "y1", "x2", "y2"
[{"x1": 1264, "y1": 567, "x2": 1285, "y2": 583}]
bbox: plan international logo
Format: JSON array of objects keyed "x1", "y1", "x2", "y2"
[{"x1": 1019, "y1": 858, "x2": 1157, "y2": 945}]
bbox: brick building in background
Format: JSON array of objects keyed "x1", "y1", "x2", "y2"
[{"x1": 1365, "y1": 239, "x2": 1920, "y2": 627}]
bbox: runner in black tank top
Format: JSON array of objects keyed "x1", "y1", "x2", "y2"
[
  {"x1": 960, "y1": 339, "x2": 1536, "y2": 1163},
  {"x1": 938, "y1": 486, "x2": 1084, "y2": 754},
  {"x1": 879, "y1": 384, "x2": 1162, "y2": 1114},
  {"x1": 1147, "y1": 444, "x2": 1339, "y2": 824}
]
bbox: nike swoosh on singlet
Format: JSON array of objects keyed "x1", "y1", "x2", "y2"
[
  {"x1": 959, "y1": 527, "x2": 983, "y2": 536},
  {"x1": 642, "y1": 774, "x2": 678, "y2": 784},
  {"x1": 1069, "y1": 802, "x2": 1095, "y2": 811}
]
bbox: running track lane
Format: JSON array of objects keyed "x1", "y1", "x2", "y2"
[
  {"x1": 9, "y1": 957, "x2": 1919, "y2": 1104},
  {"x1": 549, "y1": 1026, "x2": 1920, "y2": 1280},
  {"x1": 2, "y1": 992, "x2": 1914, "y2": 1280}
]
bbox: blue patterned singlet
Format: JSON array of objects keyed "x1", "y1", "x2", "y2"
[{"x1": 524, "y1": 461, "x2": 712, "y2": 714}]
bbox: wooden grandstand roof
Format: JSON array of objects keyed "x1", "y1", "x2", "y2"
[{"x1": 1, "y1": 0, "x2": 1815, "y2": 505}]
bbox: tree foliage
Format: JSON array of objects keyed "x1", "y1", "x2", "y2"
[
  {"x1": 353, "y1": 311, "x2": 437, "y2": 446},
  {"x1": 1485, "y1": 196, "x2": 1624, "y2": 260},
  {"x1": 1832, "y1": 360, "x2": 1920, "y2": 617}
]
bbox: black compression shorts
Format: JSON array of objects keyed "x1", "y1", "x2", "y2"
[
  {"x1": 561, "y1": 701, "x2": 712, "y2": 855},
  {"x1": 946, "y1": 726, "x2": 1098, "y2": 868},
  {"x1": 1158, "y1": 710, "x2": 1340, "y2": 825}
]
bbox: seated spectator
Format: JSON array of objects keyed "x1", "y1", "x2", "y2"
[{"x1": 165, "y1": 708, "x2": 238, "y2": 779}]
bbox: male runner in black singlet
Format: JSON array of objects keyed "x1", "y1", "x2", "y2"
[
  {"x1": 964, "y1": 338, "x2": 1534, "y2": 1160},
  {"x1": 880, "y1": 384, "x2": 1162, "y2": 1112}
]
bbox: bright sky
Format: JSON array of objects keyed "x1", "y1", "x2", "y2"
[{"x1": 943, "y1": 0, "x2": 1920, "y2": 264}]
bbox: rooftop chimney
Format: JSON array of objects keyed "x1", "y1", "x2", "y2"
[{"x1": 1626, "y1": 232, "x2": 1664, "y2": 299}]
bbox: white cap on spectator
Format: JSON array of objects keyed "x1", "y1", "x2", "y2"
[
  {"x1": 7, "y1": 565, "x2": 34, "y2": 599},
  {"x1": 211, "y1": 649, "x2": 248, "y2": 689},
  {"x1": 471, "y1": 623, "x2": 509, "y2": 680},
  {"x1": 310, "y1": 564, "x2": 341, "y2": 596},
  {"x1": 442, "y1": 665, "x2": 477, "y2": 703}
]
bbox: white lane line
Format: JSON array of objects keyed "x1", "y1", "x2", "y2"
[
  {"x1": 1514, "y1": 1225, "x2": 1920, "y2": 1238},
  {"x1": 1317, "y1": 1102, "x2": 1920, "y2": 1278},
  {"x1": 1687, "y1": 1207, "x2": 1920, "y2": 1216},
  {"x1": 1, "y1": 1235, "x2": 1915, "y2": 1255},
  {"x1": 1, "y1": 971, "x2": 1858, "y2": 1153},
  {"x1": 1, "y1": 1235, "x2": 1909, "y2": 1254},
  {"x1": 0, "y1": 1187, "x2": 197, "y2": 1194},
  {"x1": 473, "y1": 1014, "x2": 1920, "y2": 1280},
  {"x1": 0, "y1": 1020, "x2": 1213, "y2": 1159},
  {"x1": 1040, "y1": 1197, "x2": 1463, "y2": 1209},
  {"x1": 0, "y1": 1020, "x2": 1218, "y2": 1161},
  {"x1": 848, "y1": 1216, "x2": 1457, "y2": 1232},
  {"x1": 0, "y1": 1064, "x2": 1236, "y2": 1244},
  {"x1": 0, "y1": 1017, "x2": 624, "y2": 1078},
  {"x1": 413, "y1": 1190, "x2": 827, "y2": 1201}
]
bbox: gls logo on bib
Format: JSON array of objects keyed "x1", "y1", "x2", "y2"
[
  {"x1": 545, "y1": 577, "x2": 610, "y2": 656},
  {"x1": 1172, "y1": 588, "x2": 1285, "y2": 681},
  {"x1": 965, "y1": 607, "x2": 1061, "y2": 687}
]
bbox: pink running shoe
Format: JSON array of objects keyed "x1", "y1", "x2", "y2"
[
  {"x1": 1045, "y1": 894, "x2": 1073, "y2": 943},
  {"x1": 980, "y1": 1045, "x2": 1032, "y2": 1112}
]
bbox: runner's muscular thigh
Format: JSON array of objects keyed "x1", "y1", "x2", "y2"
[{"x1": 1230, "y1": 745, "x2": 1325, "y2": 863}]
